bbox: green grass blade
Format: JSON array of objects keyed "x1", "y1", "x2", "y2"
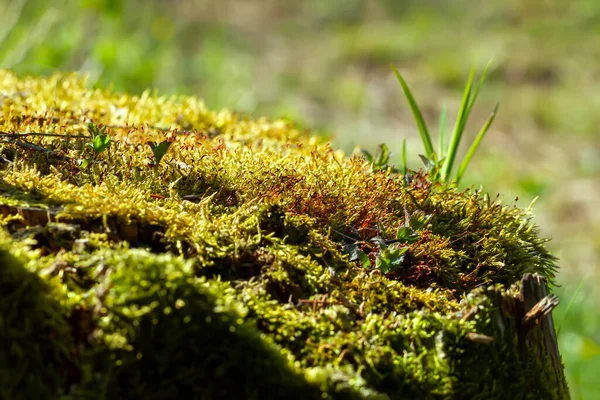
[
  {"x1": 401, "y1": 139, "x2": 407, "y2": 176},
  {"x1": 466, "y1": 58, "x2": 494, "y2": 116},
  {"x1": 455, "y1": 103, "x2": 499, "y2": 184},
  {"x1": 392, "y1": 65, "x2": 434, "y2": 158},
  {"x1": 440, "y1": 67, "x2": 475, "y2": 181},
  {"x1": 437, "y1": 104, "x2": 447, "y2": 156}
]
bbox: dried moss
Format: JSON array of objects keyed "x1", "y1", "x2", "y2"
[{"x1": 0, "y1": 70, "x2": 567, "y2": 399}]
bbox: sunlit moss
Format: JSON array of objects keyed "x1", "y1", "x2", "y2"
[{"x1": 0, "y1": 70, "x2": 566, "y2": 399}]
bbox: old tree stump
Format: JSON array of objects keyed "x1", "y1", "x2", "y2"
[{"x1": 1, "y1": 71, "x2": 569, "y2": 399}]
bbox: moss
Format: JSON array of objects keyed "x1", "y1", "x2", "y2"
[
  {"x1": 0, "y1": 70, "x2": 568, "y2": 398},
  {"x1": 67, "y1": 250, "x2": 342, "y2": 400},
  {"x1": 0, "y1": 232, "x2": 74, "y2": 400}
]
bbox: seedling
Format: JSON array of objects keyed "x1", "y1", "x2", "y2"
[
  {"x1": 78, "y1": 121, "x2": 111, "y2": 169},
  {"x1": 147, "y1": 140, "x2": 173, "y2": 167},
  {"x1": 342, "y1": 208, "x2": 431, "y2": 274},
  {"x1": 343, "y1": 241, "x2": 371, "y2": 269},
  {"x1": 88, "y1": 122, "x2": 110, "y2": 155},
  {"x1": 360, "y1": 143, "x2": 399, "y2": 173},
  {"x1": 374, "y1": 242, "x2": 408, "y2": 274}
]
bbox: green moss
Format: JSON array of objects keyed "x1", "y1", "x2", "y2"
[
  {"x1": 68, "y1": 250, "x2": 342, "y2": 400},
  {"x1": 0, "y1": 70, "x2": 567, "y2": 398},
  {"x1": 0, "y1": 232, "x2": 74, "y2": 400}
]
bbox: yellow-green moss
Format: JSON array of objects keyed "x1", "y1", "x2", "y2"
[{"x1": 0, "y1": 70, "x2": 566, "y2": 399}]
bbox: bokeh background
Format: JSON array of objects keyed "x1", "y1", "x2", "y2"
[{"x1": 2, "y1": 0, "x2": 599, "y2": 397}]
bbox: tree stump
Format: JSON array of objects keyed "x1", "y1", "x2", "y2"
[{"x1": 488, "y1": 273, "x2": 570, "y2": 399}]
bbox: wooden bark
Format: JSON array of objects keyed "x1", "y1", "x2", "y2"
[
  {"x1": 486, "y1": 272, "x2": 570, "y2": 399},
  {"x1": 517, "y1": 273, "x2": 569, "y2": 399}
]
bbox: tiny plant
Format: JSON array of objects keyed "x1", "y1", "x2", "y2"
[
  {"x1": 372, "y1": 239, "x2": 408, "y2": 274},
  {"x1": 341, "y1": 208, "x2": 432, "y2": 274},
  {"x1": 392, "y1": 60, "x2": 499, "y2": 185},
  {"x1": 360, "y1": 144, "x2": 399, "y2": 173},
  {"x1": 88, "y1": 121, "x2": 110, "y2": 155},
  {"x1": 147, "y1": 140, "x2": 173, "y2": 167},
  {"x1": 79, "y1": 121, "x2": 110, "y2": 169}
]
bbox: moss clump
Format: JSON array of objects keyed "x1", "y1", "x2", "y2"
[
  {"x1": 0, "y1": 70, "x2": 567, "y2": 399},
  {"x1": 0, "y1": 231, "x2": 74, "y2": 399},
  {"x1": 68, "y1": 250, "x2": 339, "y2": 400}
]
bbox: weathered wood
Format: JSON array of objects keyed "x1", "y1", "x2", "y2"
[{"x1": 517, "y1": 273, "x2": 569, "y2": 399}]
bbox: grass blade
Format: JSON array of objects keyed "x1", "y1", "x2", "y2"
[
  {"x1": 440, "y1": 67, "x2": 475, "y2": 181},
  {"x1": 455, "y1": 103, "x2": 499, "y2": 184},
  {"x1": 392, "y1": 65, "x2": 434, "y2": 158},
  {"x1": 401, "y1": 139, "x2": 407, "y2": 176},
  {"x1": 437, "y1": 104, "x2": 447, "y2": 156},
  {"x1": 375, "y1": 143, "x2": 390, "y2": 167},
  {"x1": 466, "y1": 58, "x2": 494, "y2": 116}
]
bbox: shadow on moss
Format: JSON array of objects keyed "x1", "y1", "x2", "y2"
[
  {"x1": 0, "y1": 248, "x2": 75, "y2": 400},
  {"x1": 67, "y1": 250, "x2": 358, "y2": 400}
]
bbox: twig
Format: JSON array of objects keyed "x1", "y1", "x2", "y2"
[
  {"x1": 331, "y1": 227, "x2": 359, "y2": 242},
  {"x1": 1, "y1": 138, "x2": 69, "y2": 159},
  {"x1": 465, "y1": 332, "x2": 494, "y2": 344},
  {"x1": 336, "y1": 292, "x2": 364, "y2": 318},
  {"x1": 0, "y1": 131, "x2": 89, "y2": 139}
]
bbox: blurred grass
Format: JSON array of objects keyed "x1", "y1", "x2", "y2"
[{"x1": 2, "y1": 0, "x2": 599, "y2": 397}]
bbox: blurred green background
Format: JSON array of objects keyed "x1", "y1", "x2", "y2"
[{"x1": 2, "y1": 0, "x2": 599, "y2": 397}]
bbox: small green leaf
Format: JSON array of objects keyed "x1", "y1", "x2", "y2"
[
  {"x1": 342, "y1": 243, "x2": 362, "y2": 261},
  {"x1": 92, "y1": 133, "x2": 110, "y2": 154},
  {"x1": 87, "y1": 122, "x2": 98, "y2": 136},
  {"x1": 396, "y1": 227, "x2": 420, "y2": 243},
  {"x1": 359, "y1": 251, "x2": 371, "y2": 269},
  {"x1": 342, "y1": 243, "x2": 371, "y2": 269},
  {"x1": 360, "y1": 149, "x2": 373, "y2": 163},
  {"x1": 149, "y1": 140, "x2": 173, "y2": 165},
  {"x1": 87, "y1": 121, "x2": 107, "y2": 138},
  {"x1": 374, "y1": 143, "x2": 390, "y2": 168},
  {"x1": 78, "y1": 158, "x2": 91, "y2": 170},
  {"x1": 376, "y1": 245, "x2": 408, "y2": 274},
  {"x1": 419, "y1": 154, "x2": 435, "y2": 171},
  {"x1": 376, "y1": 256, "x2": 392, "y2": 274},
  {"x1": 388, "y1": 246, "x2": 408, "y2": 266}
]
